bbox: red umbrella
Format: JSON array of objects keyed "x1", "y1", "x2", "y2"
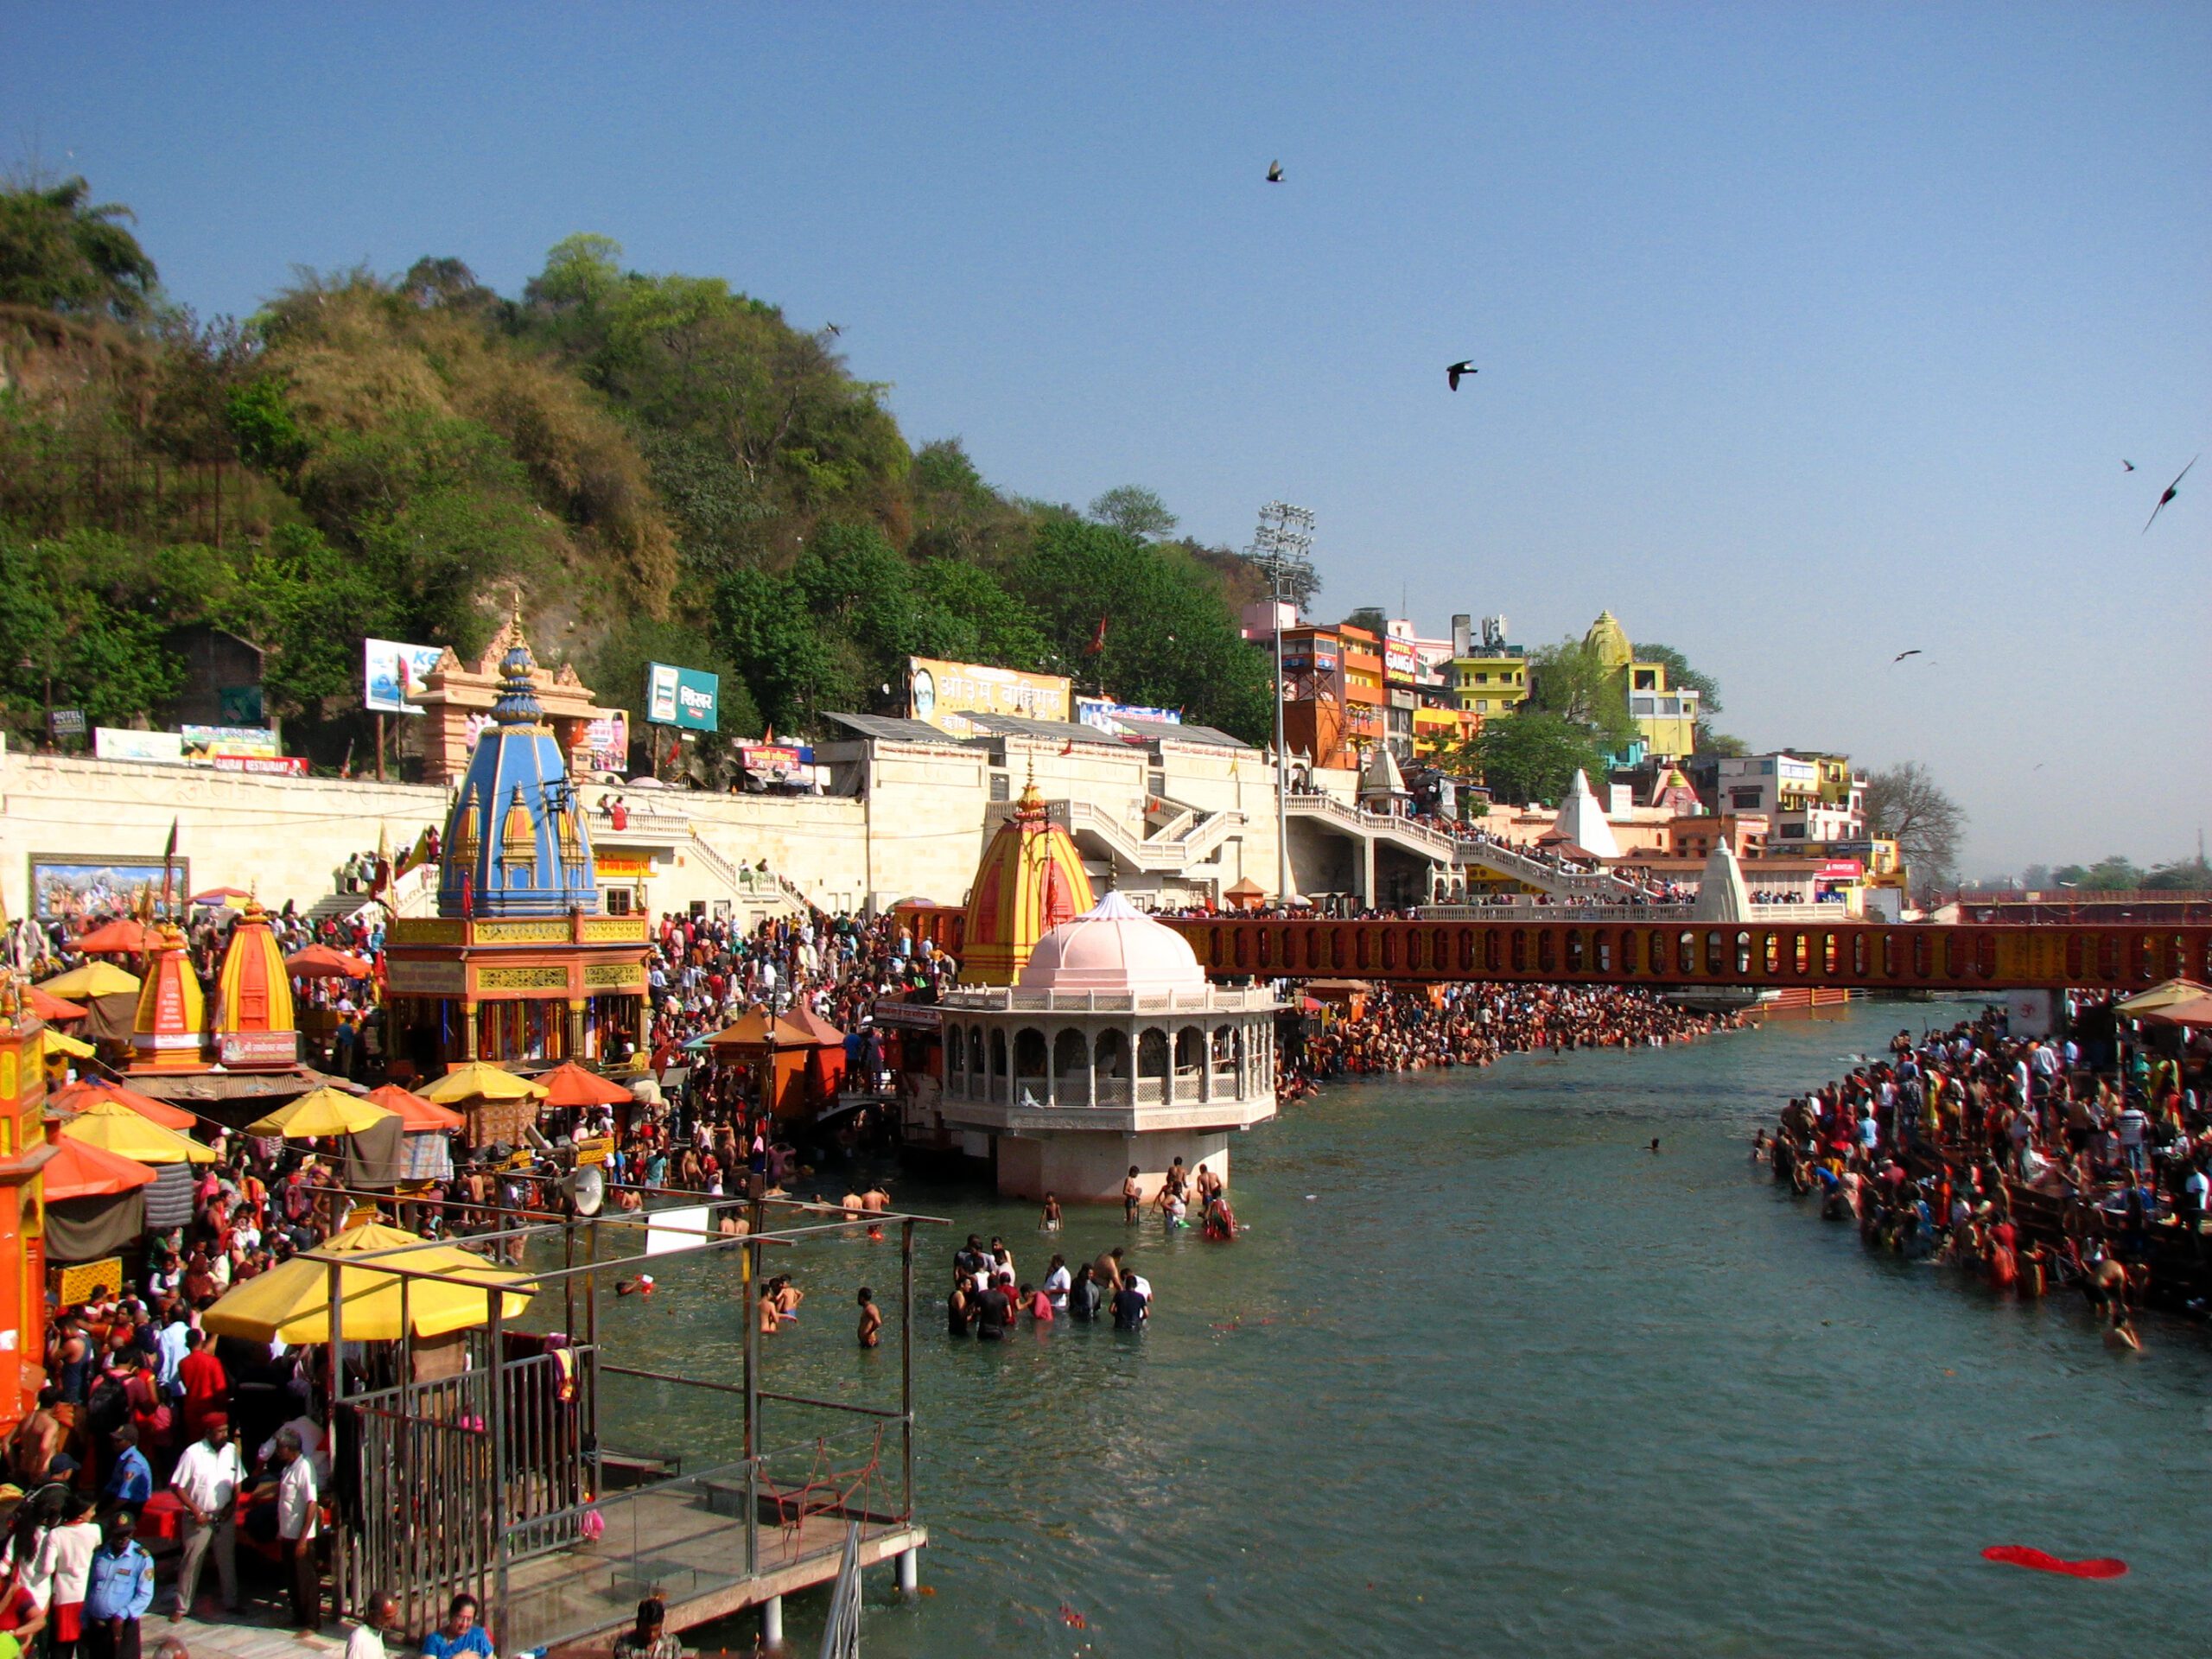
[
  {"x1": 73, "y1": 919, "x2": 166, "y2": 955},
  {"x1": 533, "y1": 1062, "x2": 636, "y2": 1109},
  {"x1": 363, "y1": 1083, "x2": 467, "y2": 1132},
  {"x1": 27, "y1": 986, "x2": 87, "y2": 1021},
  {"x1": 51, "y1": 1078, "x2": 198, "y2": 1131},
  {"x1": 41, "y1": 1134, "x2": 159, "y2": 1201},
  {"x1": 284, "y1": 944, "x2": 375, "y2": 979}
]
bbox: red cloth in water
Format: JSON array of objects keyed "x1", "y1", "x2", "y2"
[{"x1": 1981, "y1": 1545, "x2": 2127, "y2": 1579}]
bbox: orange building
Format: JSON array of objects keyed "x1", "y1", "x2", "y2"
[{"x1": 957, "y1": 779, "x2": 1096, "y2": 984}]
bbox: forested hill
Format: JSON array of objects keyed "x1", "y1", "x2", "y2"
[{"x1": 0, "y1": 181, "x2": 1274, "y2": 772}]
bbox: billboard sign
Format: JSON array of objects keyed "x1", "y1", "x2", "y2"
[
  {"x1": 645, "y1": 663, "x2": 720, "y2": 731},
  {"x1": 364, "y1": 639, "x2": 445, "y2": 715},
  {"x1": 1383, "y1": 638, "x2": 1421, "y2": 679},
  {"x1": 907, "y1": 656, "x2": 1071, "y2": 737},
  {"x1": 569, "y1": 712, "x2": 630, "y2": 776},
  {"x1": 181, "y1": 726, "x2": 280, "y2": 764},
  {"x1": 29, "y1": 855, "x2": 189, "y2": 920},
  {"x1": 1075, "y1": 697, "x2": 1181, "y2": 734},
  {"x1": 93, "y1": 728, "x2": 185, "y2": 765},
  {"x1": 48, "y1": 709, "x2": 86, "y2": 738}
]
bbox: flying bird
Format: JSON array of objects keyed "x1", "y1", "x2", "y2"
[
  {"x1": 1446, "y1": 360, "x2": 1477, "y2": 391},
  {"x1": 2121, "y1": 459, "x2": 2135, "y2": 472},
  {"x1": 824, "y1": 321, "x2": 842, "y2": 337},
  {"x1": 1266, "y1": 160, "x2": 1283, "y2": 182},
  {"x1": 2144, "y1": 454, "x2": 2197, "y2": 532},
  {"x1": 1891, "y1": 649, "x2": 1923, "y2": 663}
]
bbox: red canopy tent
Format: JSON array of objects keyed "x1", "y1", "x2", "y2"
[
  {"x1": 49, "y1": 1077, "x2": 199, "y2": 1131},
  {"x1": 41, "y1": 1134, "x2": 160, "y2": 1202},
  {"x1": 534, "y1": 1062, "x2": 636, "y2": 1110},
  {"x1": 72, "y1": 919, "x2": 166, "y2": 956},
  {"x1": 362, "y1": 1083, "x2": 467, "y2": 1132},
  {"x1": 285, "y1": 944, "x2": 376, "y2": 979},
  {"x1": 28, "y1": 987, "x2": 87, "y2": 1022},
  {"x1": 785, "y1": 1005, "x2": 849, "y2": 1103}
]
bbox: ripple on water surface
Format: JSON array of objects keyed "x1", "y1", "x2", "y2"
[{"x1": 609, "y1": 1002, "x2": 2208, "y2": 1656}]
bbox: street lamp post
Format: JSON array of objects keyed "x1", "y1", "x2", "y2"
[{"x1": 1246, "y1": 503, "x2": 1316, "y2": 908}]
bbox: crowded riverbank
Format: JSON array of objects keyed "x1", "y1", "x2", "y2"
[{"x1": 1764, "y1": 997, "x2": 2212, "y2": 1341}]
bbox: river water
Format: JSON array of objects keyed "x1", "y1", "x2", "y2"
[{"x1": 608, "y1": 1000, "x2": 2208, "y2": 1656}]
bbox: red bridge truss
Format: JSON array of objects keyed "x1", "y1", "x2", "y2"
[{"x1": 1163, "y1": 918, "x2": 2212, "y2": 994}]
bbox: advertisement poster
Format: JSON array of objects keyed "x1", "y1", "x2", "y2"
[
  {"x1": 29, "y1": 855, "x2": 190, "y2": 920},
  {"x1": 93, "y1": 728, "x2": 186, "y2": 765},
  {"x1": 645, "y1": 663, "x2": 720, "y2": 731},
  {"x1": 1075, "y1": 697, "x2": 1181, "y2": 734},
  {"x1": 907, "y1": 656, "x2": 1072, "y2": 737},
  {"x1": 363, "y1": 639, "x2": 447, "y2": 714},
  {"x1": 181, "y1": 725, "x2": 280, "y2": 763},
  {"x1": 569, "y1": 712, "x2": 630, "y2": 776}
]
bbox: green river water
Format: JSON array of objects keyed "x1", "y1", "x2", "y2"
[{"x1": 593, "y1": 1000, "x2": 2209, "y2": 1656}]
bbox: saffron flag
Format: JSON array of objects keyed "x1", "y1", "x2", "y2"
[{"x1": 1084, "y1": 614, "x2": 1109, "y2": 657}]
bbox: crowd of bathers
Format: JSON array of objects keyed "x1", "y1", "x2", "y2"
[
  {"x1": 1282, "y1": 982, "x2": 1744, "y2": 1091},
  {"x1": 1764, "y1": 1004, "x2": 2209, "y2": 1346}
]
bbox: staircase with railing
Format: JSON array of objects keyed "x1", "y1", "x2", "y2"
[{"x1": 1284, "y1": 794, "x2": 1657, "y2": 901}]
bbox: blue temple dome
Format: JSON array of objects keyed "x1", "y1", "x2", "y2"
[{"x1": 437, "y1": 629, "x2": 598, "y2": 918}]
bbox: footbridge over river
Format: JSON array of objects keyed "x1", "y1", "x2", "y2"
[{"x1": 1161, "y1": 916, "x2": 2212, "y2": 995}]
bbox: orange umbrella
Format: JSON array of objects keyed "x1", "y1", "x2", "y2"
[
  {"x1": 50, "y1": 1078, "x2": 199, "y2": 1131},
  {"x1": 703, "y1": 1008, "x2": 818, "y2": 1049},
  {"x1": 41, "y1": 1134, "x2": 160, "y2": 1201},
  {"x1": 363, "y1": 1083, "x2": 466, "y2": 1133},
  {"x1": 285, "y1": 944, "x2": 375, "y2": 979},
  {"x1": 73, "y1": 919, "x2": 165, "y2": 955},
  {"x1": 27, "y1": 986, "x2": 87, "y2": 1021},
  {"x1": 533, "y1": 1062, "x2": 636, "y2": 1109}
]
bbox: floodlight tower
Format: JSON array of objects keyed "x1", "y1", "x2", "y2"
[{"x1": 1246, "y1": 501, "x2": 1317, "y2": 907}]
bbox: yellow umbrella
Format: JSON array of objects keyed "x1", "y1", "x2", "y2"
[
  {"x1": 245, "y1": 1085, "x2": 397, "y2": 1140},
  {"x1": 419, "y1": 1062, "x2": 550, "y2": 1104},
  {"x1": 38, "y1": 963, "x2": 142, "y2": 1000},
  {"x1": 58, "y1": 1096, "x2": 216, "y2": 1164},
  {"x1": 199, "y1": 1218, "x2": 535, "y2": 1344},
  {"x1": 40, "y1": 1028, "x2": 96, "y2": 1062},
  {"x1": 2115, "y1": 977, "x2": 2209, "y2": 1017}
]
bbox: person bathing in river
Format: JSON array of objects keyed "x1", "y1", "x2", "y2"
[
  {"x1": 1039, "y1": 1193, "x2": 1062, "y2": 1234},
  {"x1": 756, "y1": 1281, "x2": 780, "y2": 1338},
  {"x1": 856, "y1": 1287, "x2": 880, "y2": 1350},
  {"x1": 1122, "y1": 1167, "x2": 1141, "y2": 1224},
  {"x1": 772, "y1": 1276, "x2": 804, "y2": 1323}
]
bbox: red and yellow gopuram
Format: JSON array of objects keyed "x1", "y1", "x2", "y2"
[
  {"x1": 0, "y1": 987, "x2": 53, "y2": 1431},
  {"x1": 957, "y1": 779, "x2": 1095, "y2": 984}
]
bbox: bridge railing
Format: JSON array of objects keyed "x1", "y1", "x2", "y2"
[{"x1": 1161, "y1": 917, "x2": 2212, "y2": 993}]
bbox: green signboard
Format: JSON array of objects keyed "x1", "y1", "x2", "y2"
[{"x1": 645, "y1": 662, "x2": 720, "y2": 732}]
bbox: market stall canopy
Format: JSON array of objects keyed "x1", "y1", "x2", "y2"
[
  {"x1": 38, "y1": 963, "x2": 142, "y2": 1000},
  {"x1": 419, "y1": 1061, "x2": 550, "y2": 1104},
  {"x1": 40, "y1": 1028, "x2": 94, "y2": 1062},
  {"x1": 2115, "y1": 978, "x2": 2209, "y2": 1017},
  {"x1": 72, "y1": 919, "x2": 168, "y2": 956},
  {"x1": 704, "y1": 1009, "x2": 818, "y2": 1049},
  {"x1": 27, "y1": 987, "x2": 87, "y2": 1021},
  {"x1": 2138, "y1": 991, "x2": 2212, "y2": 1029},
  {"x1": 49, "y1": 1078, "x2": 198, "y2": 1130},
  {"x1": 364, "y1": 1084, "x2": 466, "y2": 1132},
  {"x1": 786, "y1": 1005, "x2": 847, "y2": 1046},
  {"x1": 189, "y1": 888, "x2": 252, "y2": 908},
  {"x1": 245, "y1": 1085, "x2": 397, "y2": 1140},
  {"x1": 57, "y1": 1097, "x2": 215, "y2": 1164},
  {"x1": 41, "y1": 1134, "x2": 158, "y2": 1202},
  {"x1": 199, "y1": 1218, "x2": 534, "y2": 1344},
  {"x1": 533, "y1": 1062, "x2": 635, "y2": 1109},
  {"x1": 284, "y1": 944, "x2": 376, "y2": 979}
]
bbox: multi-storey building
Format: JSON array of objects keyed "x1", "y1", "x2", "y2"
[{"x1": 1715, "y1": 752, "x2": 1866, "y2": 845}]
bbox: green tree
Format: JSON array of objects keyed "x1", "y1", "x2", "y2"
[
  {"x1": 0, "y1": 526, "x2": 187, "y2": 728},
  {"x1": 711, "y1": 568, "x2": 856, "y2": 733},
  {"x1": 586, "y1": 613, "x2": 759, "y2": 755},
  {"x1": 0, "y1": 175, "x2": 160, "y2": 323},
  {"x1": 1631, "y1": 641, "x2": 1721, "y2": 715},
  {"x1": 1464, "y1": 711, "x2": 1609, "y2": 805},
  {"x1": 1342, "y1": 607, "x2": 1389, "y2": 636},
  {"x1": 2051, "y1": 856, "x2": 2145, "y2": 892},
  {"x1": 1696, "y1": 730, "x2": 1749, "y2": 758},
  {"x1": 2143, "y1": 856, "x2": 2212, "y2": 891},
  {"x1": 1087, "y1": 485, "x2": 1178, "y2": 542},
  {"x1": 1528, "y1": 636, "x2": 1637, "y2": 752}
]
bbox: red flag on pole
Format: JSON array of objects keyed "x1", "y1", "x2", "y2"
[
  {"x1": 159, "y1": 817, "x2": 178, "y2": 916},
  {"x1": 1084, "y1": 614, "x2": 1109, "y2": 656}
]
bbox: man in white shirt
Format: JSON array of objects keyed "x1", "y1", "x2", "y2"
[
  {"x1": 169, "y1": 1414, "x2": 244, "y2": 1620},
  {"x1": 259, "y1": 1414, "x2": 331, "y2": 1485},
  {"x1": 344, "y1": 1590, "x2": 398, "y2": 1659},
  {"x1": 274, "y1": 1427, "x2": 321, "y2": 1631},
  {"x1": 1042, "y1": 1255, "x2": 1071, "y2": 1313}
]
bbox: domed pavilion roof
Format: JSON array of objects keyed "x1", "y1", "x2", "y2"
[
  {"x1": 959, "y1": 778, "x2": 1095, "y2": 985},
  {"x1": 1018, "y1": 891, "x2": 1206, "y2": 996},
  {"x1": 436, "y1": 630, "x2": 598, "y2": 918}
]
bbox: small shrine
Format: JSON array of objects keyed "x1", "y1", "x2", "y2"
[
  {"x1": 385, "y1": 629, "x2": 652, "y2": 1077},
  {"x1": 130, "y1": 924, "x2": 207, "y2": 1073},
  {"x1": 410, "y1": 616, "x2": 631, "y2": 785},
  {"x1": 957, "y1": 779, "x2": 1095, "y2": 984},
  {"x1": 212, "y1": 899, "x2": 301, "y2": 1068}
]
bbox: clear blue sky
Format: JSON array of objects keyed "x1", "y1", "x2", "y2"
[{"x1": 9, "y1": 3, "x2": 2208, "y2": 874}]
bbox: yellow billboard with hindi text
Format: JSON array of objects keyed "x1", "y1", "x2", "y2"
[{"x1": 906, "y1": 657, "x2": 1072, "y2": 737}]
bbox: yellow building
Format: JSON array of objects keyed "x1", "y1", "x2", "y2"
[
  {"x1": 958, "y1": 779, "x2": 1096, "y2": 984},
  {"x1": 1451, "y1": 647, "x2": 1529, "y2": 719},
  {"x1": 1584, "y1": 611, "x2": 1700, "y2": 762},
  {"x1": 1413, "y1": 705, "x2": 1480, "y2": 766}
]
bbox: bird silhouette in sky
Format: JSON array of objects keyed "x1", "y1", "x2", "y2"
[
  {"x1": 1891, "y1": 649, "x2": 1923, "y2": 663},
  {"x1": 824, "y1": 322, "x2": 842, "y2": 337},
  {"x1": 1266, "y1": 160, "x2": 1283, "y2": 182},
  {"x1": 2122, "y1": 459, "x2": 2135, "y2": 472},
  {"x1": 1446, "y1": 361, "x2": 1477, "y2": 391},
  {"x1": 2144, "y1": 455, "x2": 2196, "y2": 532}
]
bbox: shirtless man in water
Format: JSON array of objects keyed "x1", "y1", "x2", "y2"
[{"x1": 1122, "y1": 1166, "x2": 1141, "y2": 1224}]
